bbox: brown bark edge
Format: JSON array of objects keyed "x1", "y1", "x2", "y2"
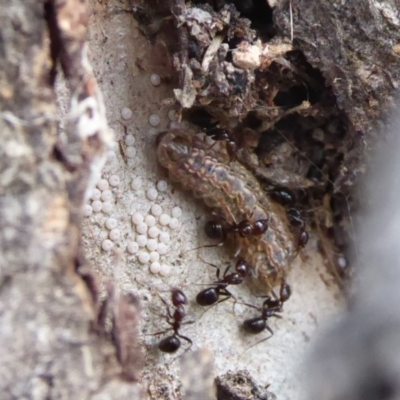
[{"x1": 0, "y1": 1, "x2": 142, "y2": 398}]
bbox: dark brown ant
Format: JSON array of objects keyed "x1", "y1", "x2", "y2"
[
  {"x1": 241, "y1": 280, "x2": 291, "y2": 349},
  {"x1": 269, "y1": 187, "x2": 296, "y2": 207},
  {"x1": 298, "y1": 230, "x2": 309, "y2": 248},
  {"x1": 196, "y1": 258, "x2": 250, "y2": 306},
  {"x1": 205, "y1": 127, "x2": 237, "y2": 161},
  {"x1": 286, "y1": 208, "x2": 309, "y2": 249},
  {"x1": 154, "y1": 289, "x2": 193, "y2": 353},
  {"x1": 204, "y1": 216, "x2": 270, "y2": 242}
]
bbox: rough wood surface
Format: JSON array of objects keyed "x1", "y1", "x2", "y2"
[
  {"x1": 1, "y1": 0, "x2": 400, "y2": 399},
  {"x1": 274, "y1": 0, "x2": 400, "y2": 186},
  {"x1": 0, "y1": 1, "x2": 141, "y2": 399}
]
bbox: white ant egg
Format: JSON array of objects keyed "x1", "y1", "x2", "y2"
[
  {"x1": 148, "y1": 226, "x2": 160, "y2": 238},
  {"x1": 138, "y1": 251, "x2": 150, "y2": 264},
  {"x1": 168, "y1": 109, "x2": 177, "y2": 121},
  {"x1": 149, "y1": 251, "x2": 160, "y2": 262},
  {"x1": 159, "y1": 264, "x2": 170, "y2": 276},
  {"x1": 127, "y1": 241, "x2": 139, "y2": 254},
  {"x1": 121, "y1": 107, "x2": 133, "y2": 120},
  {"x1": 171, "y1": 206, "x2": 182, "y2": 218},
  {"x1": 91, "y1": 188, "x2": 101, "y2": 201},
  {"x1": 97, "y1": 179, "x2": 109, "y2": 191},
  {"x1": 150, "y1": 262, "x2": 161, "y2": 274},
  {"x1": 149, "y1": 114, "x2": 160, "y2": 127},
  {"x1": 92, "y1": 200, "x2": 102, "y2": 212},
  {"x1": 132, "y1": 212, "x2": 144, "y2": 225},
  {"x1": 148, "y1": 128, "x2": 157, "y2": 135},
  {"x1": 126, "y1": 146, "x2": 136, "y2": 158},
  {"x1": 146, "y1": 239, "x2": 158, "y2": 252},
  {"x1": 124, "y1": 134, "x2": 135, "y2": 146},
  {"x1": 83, "y1": 204, "x2": 93, "y2": 216},
  {"x1": 168, "y1": 217, "x2": 180, "y2": 230},
  {"x1": 150, "y1": 73, "x2": 161, "y2": 86},
  {"x1": 107, "y1": 149, "x2": 116, "y2": 160},
  {"x1": 144, "y1": 215, "x2": 156, "y2": 227},
  {"x1": 109, "y1": 228, "x2": 120, "y2": 241},
  {"x1": 101, "y1": 202, "x2": 113, "y2": 213},
  {"x1": 159, "y1": 214, "x2": 171, "y2": 226},
  {"x1": 136, "y1": 235, "x2": 147, "y2": 247},
  {"x1": 136, "y1": 222, "x2": 148, "y2": 234},
  {"x1": 105, "y1": 217, "x2": 117, "y2": 230},
  {"x1": 146, "y1": 188, "x2": 158, "y2": 201},
  {"x1": 108, "y1": 175, "x2": 120, "y2": 187},
  {"x1": 102, "y1": 239, "x2": 114, "y2": 252},
  {"x1": 156, "y1": 180, "x2": 168, "y2": 192},
  {"x1": 157, "y1": 243, "x2": 168, "y2": 255},
  {"x1": 131, "y1": 178, "x2": 142, "y2": 191},
  {"x1": 159, "y1": 232, "x2": 170, "y2": 244},
  {"x1": 101, "y1": 190, "x2": 113, "y2": 202},
  {"x1": 337, "y1": 256, "x2": 347, "y2": 269},
  {"x1": 151, "y1": 204, "x2": 162, "y2": 216}
]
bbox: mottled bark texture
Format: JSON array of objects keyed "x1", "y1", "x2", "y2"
[
  {"x1": 274, "y1": 0, "x2": 400, "y2": 187},
  {"x1": 0, "y1": 1, "x2": 141, "y2": 399}
]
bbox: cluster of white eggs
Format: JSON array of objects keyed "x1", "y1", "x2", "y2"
[
  {"x1": 83, "y1": 73, "x2": 194, "y2": 277},
  {"x1": 128, "y1": 177, "x2": 184, "y2": 277},
  {"x1": 84, "y1": 176, "x2": 121, "y2": 216},
  {"x1": 84, "y1": 170, "x2": 184, "y2": 277}
]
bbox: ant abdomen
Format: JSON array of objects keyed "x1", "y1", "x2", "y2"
[
  {"x1": 196, "y1": 287, "x2": 219, "y2": 306},
  {"x1": 243, "y1": 318, "x2": 267, "y2": 334},
  {"x1": 158, "y1": 336, "x2": 181, "y2": 353},
  {"x1": 204, "y1": 220, "x2": 226, "y2": 240}
]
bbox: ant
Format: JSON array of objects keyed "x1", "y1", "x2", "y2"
[
  {"x1": 154, "y1": 289, "x2": 193, "y2": 353},
  {"x1": 181, "y1": 216, "x2": 268, "y2": 256},
  {"x1": 241, "y1": 280, "x2": 291, "y2": 349},
  {"x1": 204, "y1": 127, "x2": 237, "y2": 161},
  {"x1": 287, "y1": 208, "x2": 309, "y2": 249},
  {"x1": 204, "y1": 216, "x2": 270, "y2": 242},
  {"x1": 196, "y1": 258, "x2": 250, "y2": 306},
  {"x1": 269, "y1": 187, "x2": 296, "y2": 207}
]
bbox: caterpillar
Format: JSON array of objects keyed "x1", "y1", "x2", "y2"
[{"x1": 156, "y1": 129, "x2": 297, "y2": 293}]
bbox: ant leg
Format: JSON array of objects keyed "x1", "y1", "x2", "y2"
[
  {"x1": 198, "y1": 257, "x2": 231, "y2": 280},
  {"x1": 214, "y1": 287, "x2": 233, "y2": 305},
  {"x1": 148, "y1": 328, "x2": 172, "y2": 336},
  {"x1": 182, "y1": 242, "x2": 225, "y2": 256},
  {"x1": 236, "y1": 297, "x2": 272, "y2": 312},
  {"x1": 182, "y1": 319, "x2": 195, "y2": 326},
  {"x1": 177, "y1": 333, "x2": 193, "y2": 351},
  {"x1": 242, "y1": 325, "x2": 274, "y2": 356},
  {"x1": 158, "y1": 294, "x2": 173, "y2": 320},
  {"x1": 198, "y1": 289, "x2": 234, "y2": 319}
]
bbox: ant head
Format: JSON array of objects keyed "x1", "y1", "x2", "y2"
[
  {"x1": 227, "y1": 272, "x2": 244, "y2": 285},
  {"x1": 280, "y1": 281, "x2": 292, "y2": 302},
  {"x1": 298, "y1": 230, "x2": 309, "y2": 247},
  {"x1": 171, "y1": 288, "x2": 188, "y2": 307},
  {"x1": 252, "y1": 218, "x2": 269, "y2": 235},
  {"x1": 270, "y1": 187, "x2": 295, "y2": 207},
  {"x1": 235, "y1": 258, "x2": 250, "y2": 277},
  {"x1": 238, "y1": 219, "x2": 253, "y2": 236}
]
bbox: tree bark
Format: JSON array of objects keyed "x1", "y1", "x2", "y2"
[
  {"x1": 1, "y1": 0, "x2": 400, "y2": 399},
  {"x1": 0, "y1": 1, "x2": 141, "y2": 398}
]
